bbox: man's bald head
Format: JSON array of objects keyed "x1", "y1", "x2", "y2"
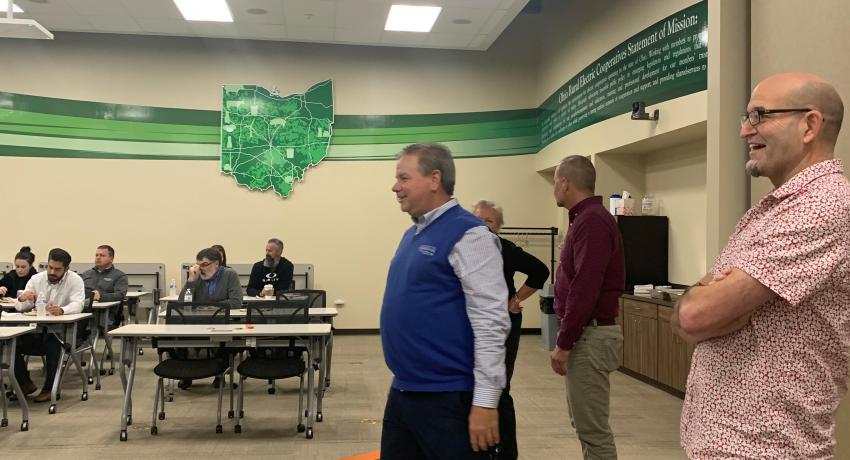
[{"x1": 755, "y1": 72, "x2": 844, "y2": 149}]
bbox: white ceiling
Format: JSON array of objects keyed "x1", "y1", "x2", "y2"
[{"x1": 6, "y1": 0, "x2": 531, "y2": 50}]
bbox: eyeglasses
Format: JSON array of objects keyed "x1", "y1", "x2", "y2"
[
  {"x1": 740, "y1": 107, "x2": 810, "y2": 126},
  {"x1": 197, "y1": 261, "x2": 214, "y2": 268}
]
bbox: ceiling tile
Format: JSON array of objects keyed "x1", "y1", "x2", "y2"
[
  {"x1": 65, "y1": 0, "x2": 127, "y2": 15},
  {"x1": 380, "y1": 30, "x2": 427, "y2": 47},
  {"x1": 230, "y1": 0, "x2": 286, "y2": 25},
  {"x1": 424, "y1": 33, "x2": 475, "y2": 49},
  {"x1": 134, "y1": 17, "x2": 193, "y2": 35},
  {"x1": 287, "y1": 25, "x2": 333, "y2": 41},
  {"x1": 234, "y1": 22, "x2": 287, "y2": 40},
  {"x1": 17, "y1": 0, "x2": 75, "y2": 15},
  {"x1": 282, "y1": 0, "x2": 334, "y2": 28},
  {"x1": 118, "y1": 0, "x2": 181, "y2": 19},
  {"x1": 189, "y1": 22, "x2": 240, "y2": 38},
  {"x1": 479, "y1": 8, "x2": 507, "y2": 35},
  {"x1": 430, "y1": 7, "x2": 489, "y2": 35},
  {"x1": 85, "y1": 14, "x2": 142, "y2": 33},
  {"x1": 27, "y1": 13, "x2": 92, "y2": 30},
  {"x1": 335, "y1": 27, "x2": 381, "y2": 45},
  {"x1": 468, "y1": 34, "x2": 487, "y2": 49},
  {"x1": 335, "y1": 0, "x2": 385, "y2": 30}
]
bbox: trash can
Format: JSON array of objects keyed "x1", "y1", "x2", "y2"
[{"x1": 538, "y1": 285, "x2": 558, "y2": 351}]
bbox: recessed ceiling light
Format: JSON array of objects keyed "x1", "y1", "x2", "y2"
[
  {"x1": 246, "y1": 8, "x2": 267, "y2": 15},
  {"x1": 0, "y1": 1, "x2": 25, "y2": 13},
  {"x1": 28, "y1": 0, "x2": 48, "y2": 4},
  {"x1": 385, "y1": 5, "x2": 441, "y2": 33},
  {"x1": 452, "y1": 19, "x2": 472, "y2": 25},
  {"x1": 174, "y1": 0, "x2": 233, "y2": 22}
]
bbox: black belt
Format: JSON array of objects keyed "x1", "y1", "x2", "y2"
[{"x1": 587, "y1": 318, "x2": 617, "y2": 327}]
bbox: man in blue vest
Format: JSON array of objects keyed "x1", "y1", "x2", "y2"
[{"x1": 380, "y1": 142, "x2": 511, "y2": 459}]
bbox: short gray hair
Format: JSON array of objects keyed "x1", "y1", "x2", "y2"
[
  {"x1": 397, "y1": 143, "x2": 456, "y2": 196},
  {"x1": 557, "y1": 155, "x2": 596, "y2": 192},
  {"x1": 472, "y1": 199, "x2": 504, "y2": 227},
  {"x1": 267, "y1": 238, "x2": 284, "y2": 251}
]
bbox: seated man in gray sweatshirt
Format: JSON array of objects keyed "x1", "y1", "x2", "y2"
[
  {"x1": 176, "y1": 247, "x2": 243, "y2": 388},
  {"x1": 82, "y1": 244, "x2": 128, "y2": 327}
]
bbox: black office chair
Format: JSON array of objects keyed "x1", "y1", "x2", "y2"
[
  {"x1": 266, "y1": 290, "x2": 326, "y2": 396},
  {"x1": 150, "y1": 301, "x2": 231, "y2": 435},
  {"x1": 234, "y1": 298, "x2": 309, "y2": 435}
]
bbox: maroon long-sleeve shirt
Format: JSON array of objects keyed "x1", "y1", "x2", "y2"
[{"x1": 554, "y1": 196, "x2": 625, "y2": 350}]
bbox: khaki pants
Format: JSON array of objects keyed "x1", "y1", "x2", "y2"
[{"x1": 565, "y1": 324, "x2": 623, "y2": 460}]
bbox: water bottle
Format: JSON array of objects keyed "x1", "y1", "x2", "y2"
[
  {"x1": 184, "y1": 288, "x2": 193, "y2": 303},
  {"x1": 169, "y1": 278, "x2": 177, "y2": 297},
  {"x1": 35, "y1": 293, "x2": 48, "y2": 316}
]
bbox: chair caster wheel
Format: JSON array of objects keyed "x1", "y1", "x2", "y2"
[
  {"x1": 138, "y1": 349, "x2": 144, "y2": 356},
  {"x1": 108, "y1": 369, "x2": 115, "y2": 376},
  {"x1": 215, "y1": 424, "x2": 223, "y2": 434},
  {"x1": 234, "y1": 424, "x2": 242, "y2": 434},
  {"x1": 297, "y1": 423, "x2": 305, "y2": 433},
  {"x1": 81, "y1": 392, "x2": 88, "y2": 401},
  {"x1": 316, "y1": 412, "x2": 323, "y2": 422},
  {"x1": 21, "y1": 420, "x2": 28, "y2": 431},
  {"x1": 1, "y1": 418, "x2": 7, "y2": 427},
  {"x1": 158, "y1": 412, "x2": 165, "y2": 420},
  {"x1": 88, "y1": 377, "x2": 94, "y2": 384},
  {"x1": 306, "y1": 427, "x2": 313, "y2": 439},
  {"x1": 240, "y1": 410, "x2": 244, "y2": 418},
  {"x1": 99, "y1": 370, "x2": 107, "y2": 376},
  {"x1": 268, "y1": 388, "x2": 275, "y2": 395},
  {"x1": 150, "y1": 426, "x2": 158, "y2": 435},
  {"x1": 120, "y1": 430, "x2": 128, "y2": 441},
  {"x1": 126, "y1": 415, "x2": 133, "y2": 425},
  {"x1": 49, "y1": 404, "x2": 56, "y2": 414},
  {"x1": 227, "y1": 410, "x2": 234, "y2": 419},
  {"x1": 95, "y1": 384, "x2": 101, "y2": 391}
]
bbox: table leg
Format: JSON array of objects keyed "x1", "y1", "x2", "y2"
[
  {"x1": 67, "y1": 322, "x2": 89, "y2": 402},
  {"x1": 324, "y1": 319, "x2": 334, "y2": 389},
  {"x1": 89, "y1": 314, "x2": 103, "y2": 390},
  {"x1": 5, "y1": 338, "x2": 29, "y2": 431},
  {"x1": 305, "y1": 337, "x2": 315, "y2": 439},
  {"x1": 316, "y1": 335, "x2": 326, "y2": 422},
  {"x1": 119, "y1": 336, "x2": 139, "y2": 441}
]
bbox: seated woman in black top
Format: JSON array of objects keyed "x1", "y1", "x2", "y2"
[
  {"x1": 0, "y1": 246, "x2": 37, "y2": 299},
  {"x1": 473, "y1": 200, "x2": 549, "y2": 460}
]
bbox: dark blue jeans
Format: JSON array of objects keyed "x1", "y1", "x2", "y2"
[{"x1": 381, "y1": 388, "x2": 497, "y2": 460}]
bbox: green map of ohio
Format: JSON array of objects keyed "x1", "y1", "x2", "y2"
[{"x1": 220, "y1": 80, "x2": 334, "y2": 198}]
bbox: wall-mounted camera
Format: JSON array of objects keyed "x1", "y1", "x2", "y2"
[{"x1": 631, "y1": 101, "x2": 659, "y2": 121}]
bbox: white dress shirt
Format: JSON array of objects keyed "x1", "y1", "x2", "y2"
[{"x1": 15, "y1": 270, "x2": 86, "y2": 315}]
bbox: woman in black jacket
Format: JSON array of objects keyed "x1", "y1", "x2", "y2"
[
  {"x1": 0, "y1": 246, "x2": 37, "y2": 298},
  {"x1": 474, "y1": 201, "x2": 549, "y2": 460}
]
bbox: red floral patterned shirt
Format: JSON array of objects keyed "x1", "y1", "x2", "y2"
[{"x1": 681, "y1": 159, "x2": 850, "y2": 459}]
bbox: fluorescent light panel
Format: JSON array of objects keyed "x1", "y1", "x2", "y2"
[
  {"x1": 174, "y1": 0, "x2": 233, "y2": 22},
  {"x1": 1, "y1": 1, "x2": 24, "y2": 13},
  {"x1": 385, "y1": 5, "x2": 442, "y2": 33}
]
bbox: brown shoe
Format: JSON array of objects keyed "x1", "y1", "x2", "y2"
[
  {"x1": 33, "y1": 389, "x2": 52, "y2": 403},
  {"x1": 19, "y1": 380, "x2": 38, "y2": 396}
]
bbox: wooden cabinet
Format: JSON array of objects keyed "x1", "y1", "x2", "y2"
[
  {"x1": 620, "y1": 296, "x2": 695, "y2": 395},
  {"x1": 657, "y1": 306, "x2": 695, "y2": 391},
  {"x1": 622, "y1": 299, "x2": 658, "y2": 380}
]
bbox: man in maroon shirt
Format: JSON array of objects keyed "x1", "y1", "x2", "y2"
[{"x1": 550, "y1": 155, "x2": 625, "y2": 459}]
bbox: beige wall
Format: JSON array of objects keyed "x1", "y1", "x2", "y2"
[
  {"x1": 751, "y1": 0, "x2": 850, "y2": 452},
  {"x1": 644, "y1": 140, "x2": 707, "y2": 284},
  {"x1": 0, "y1": 27, "x2": 552, "y2": 329}
]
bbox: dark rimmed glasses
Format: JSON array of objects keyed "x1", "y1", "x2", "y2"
[{"x1": 740, "y1": 107, "x2": 811, "y2": 126}]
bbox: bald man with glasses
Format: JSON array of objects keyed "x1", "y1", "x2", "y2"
[{"x1": 673, "y1": 72, "x2": 850, "y2": 458}]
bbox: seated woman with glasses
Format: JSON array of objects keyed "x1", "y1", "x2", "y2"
[{"x1": 176, "y1": 247, "x2": 243, "y2": 388}]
